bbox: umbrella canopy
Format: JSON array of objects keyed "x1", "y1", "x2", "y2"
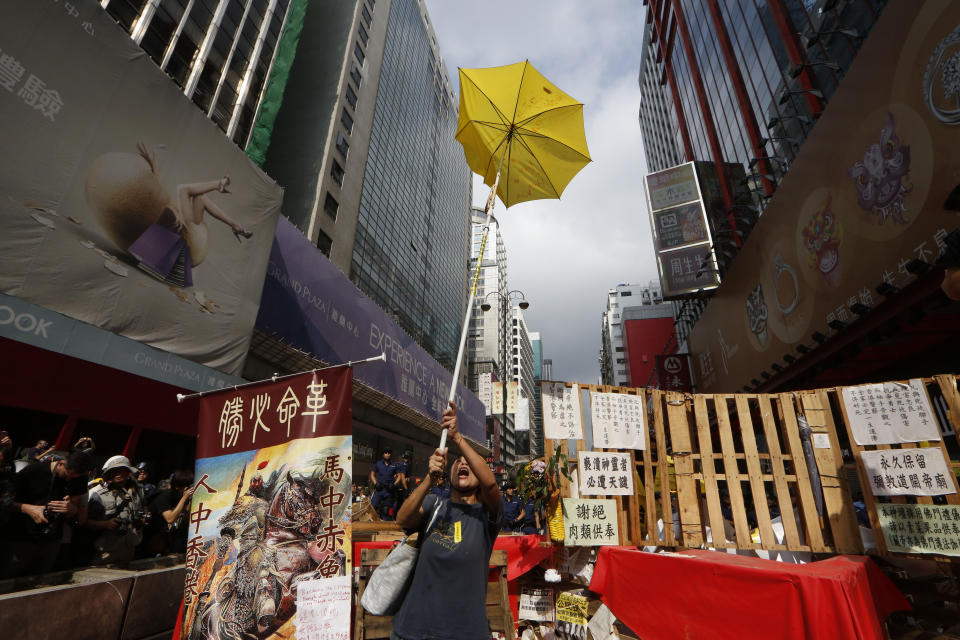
[{"x1": 456, "y1": 60, "x2": 591, "y2": 208}]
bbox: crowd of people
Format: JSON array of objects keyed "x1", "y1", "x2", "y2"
[
  {"x1": 354, "y1": 445, "x2": 545, "y2": 534},
  {"x1": 0, "y1": 432, "x2": 195, "y2": 579}
]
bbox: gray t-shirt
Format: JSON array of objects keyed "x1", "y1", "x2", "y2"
[{"x1": 391, "y1": 494, "x2": 503, "y2": 640}]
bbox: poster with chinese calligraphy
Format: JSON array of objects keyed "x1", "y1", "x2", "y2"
[
  {"x1": 555, "y1": 592, "x2": 589, "y2": 640},
  {"x1": 181, "y1": 367, "x2": 353, "y2": 640},
  {"x1": 519, "y1": 587, "x2": 554, "y2": 622},
  {"x1": 506, "y1": 381, "x2": 518, "y2": 414},
  {"x1": 296, "y1": 576, "x2": 351, "y2": 640},
  {"x1": 841, "y1": 380, "x2": 941, "y2": 445},
  {"x1": 860, "y1": 448, "x2": 956, "y2": 497},
  {"x1": 542, "y1": 382, "x2": 584, "y2": 440},
  {"x1": 479, "y1": 372, "x2": 493, "y2": 416},
  {"x1": 491, "y1": 382, "x2": 504, "y2": 415},
  {"x1": 589, "y1": 392, "x2": 646, "y2": 450},
  {"x1": 876, "y1": 504, "x2": 960, "y2": 557},
  {"x1": 562, "y1": 498, "x2": 620, "y2": 547},
  {"x1": 578, "y1": 452, "x2": 634, "y2": 496}
]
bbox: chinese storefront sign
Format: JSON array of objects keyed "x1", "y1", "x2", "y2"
[
  {"x1": 479, "y1": 372, "x2": 493, "y2": 416},
  {"x1": 507, "y1": 380, "x2": 518, "y2": 414},
  {"x1": 652, "y1": 201, "x2": 709, "y2": 251},
  {"x1": 860, "y1": 448, "x2": 956, "y2": 497},
  {"x1": 563, "y1": 498, "x2": 620, "y2": 547},
  {"x1": 578, "y1": 452, "x2": 633, "y2": 496},
  {"x1": 182, "y1": 368, "x2": 353, "y2": 640},
  {"x1": 519, "y1": 587, "x2": 554, "y2": 622},
  {"x1": 296, "y1": 576, "x2": 351, "y2": 640},
  {"x1": 555, "y1": 592, "x2": 589, "y2": 640},
  {"x1": 876, "y1": 504, "x2": 960, "y2": 557},
  {"x1": 491, "y1": 381, "x2": 504, "y2": 415},
  {"x1": 841, "y1": 380, "x2": 940, "y2": 445},
  {"x1": 589, "y1": 392, "x2": 646, "y2": 450},
  {"x1": 655, "y1": 354, "x2": 693, "y2": 392},
  {"x1": 543, "y1": 382, "x2": 583, "y2": 440},
  {"x1": 645, "y1": 162, "x2": 699, "y2": 211},
  {"x1": 656, "y1": 243, "x2": 721, "y2": 298}
]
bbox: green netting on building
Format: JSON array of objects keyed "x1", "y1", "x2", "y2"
[{"x1": 245, "y1": 0, "x2": 310, "y2": 167}]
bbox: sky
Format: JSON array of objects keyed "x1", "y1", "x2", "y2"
[{"x1": 424, "y1": 0, "x2": 656, "y2": 385}]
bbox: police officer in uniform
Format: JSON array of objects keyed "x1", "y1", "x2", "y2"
[
  {"x1": 501, "y1": 482, "x2": 523, "y2": 533},
  {"x1": 395, "y1": 450, "x2": 413, "y2": 505},
  {"x1": 369, "y1": 447, "x2": 398, "y2": 520}
]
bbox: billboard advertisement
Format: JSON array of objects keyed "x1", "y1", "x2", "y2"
[
  {"x1": 256, "y1": 218, "x2": 487, "y2": 444},
  {"x1": 182, "y1": 368, "x2": 353, "y2": 639},
  {"x1": 688, "y1": 2, "x2": 960, "y2": 391},
  {"x1": 0, "y1": 2, "x2": 282, "y2": 377}
]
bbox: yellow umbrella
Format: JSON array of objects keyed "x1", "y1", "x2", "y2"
[
  {"x1": 456, "y1": 60, "x2": 591, "y2": 208},
  {"x1": 442, "y1": 61, "x2": 590, "y2": 449}
]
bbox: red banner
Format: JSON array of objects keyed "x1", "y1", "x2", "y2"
[{"x1": 656, "y1": 354, "x2": 693, "y2": 392}]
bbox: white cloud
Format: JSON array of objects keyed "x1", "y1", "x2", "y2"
[{"x1": 426, "y1": 0, "x2": 658, "y2": 384}]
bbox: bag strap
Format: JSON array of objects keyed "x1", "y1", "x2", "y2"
[{"x1": 421, "y1": 497, "x2": 443, "y2": 539}]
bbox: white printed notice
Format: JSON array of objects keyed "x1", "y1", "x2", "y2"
[
  {"x1": 589, "y1": 391, "x2": 646, "y2": 450},
  {"x1": 578, "y1": 452, "x2": 633, "y2": 496},
  {"x1": 296, "y1": 575, "x2": 351, "y2": 640},
  {"x1": 861, "y1": 447, "x2": 956, "y2": 497},
  {"x1": 563, "y1": 498, "x2": 620, "y2": 546},
  {"x1": 543, "y1": 382, "x2": 584, "y2": 440},
  {"x1": 877, "y1": 504, "x2": 960, "y2": 557},
  {"x1": 519, "y1": 587, "x2": 554, "y2": 622},
  {"x1": 841, "y1": 379, "x2": 940, "y2": 445},
  {"x1": 479, "y1": 372, "x2": 493, "y2": 416}
]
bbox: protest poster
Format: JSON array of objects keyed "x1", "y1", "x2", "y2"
[
  {"x1": 860, "y1": 448, "x2": 956, "y2": 497},
  {"x1": 507, "y1": 381, "x2": 519, "y2": 414},
  {"x1": 296, "y1": 576, "x2": 352, "y2": 640},
  {"x1": 180, "y1": 367, "x2": 353, "y2": 640},
  {"x1": 492, "y1": 381, "x2": 504, "y2": 415},
  {"x1": 519, "y1": 587, "x2": 554, "y2": 622},
  {"x1": 578, "y1": 452, "x2": 634, "y2": 496},
  {"x1": 479, "y1": 372, "x2": 493, "y2": 415},
  {"x1": 555, "y1": 592, "x2": 589, "y2": 640},
  {"x1": 876, "y1": 504, "x2": 960, "y2": 557},
  {"x1": 840, "y1": 380, "x2": 940, "y2": 445},
  {"x1": 563, "y1": 498, "x2": 620, "y2": 547},
  {"x1": 543, "y1": 382, "x2": 583, "y2": 440},
  {"x1": 589, "y1": 391, "x2": 646, "y2": 450}
]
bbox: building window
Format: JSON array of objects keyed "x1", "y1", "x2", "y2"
[
  {"x1": 616, "y1": 358, "x2": 625, "y2": 364},
  {"x1": 324, "y1": 192, "x2": 339, "y2": 220},
  {"x1": 620, "y1": 291, "x2": 632, "y2": 296},
  {"x1": 331, "y1": 160, "x2": 345, "y2": 186},
  {"x1": 346, "y1": 84, "x2": 358, "y2": 109},
  {"x1": 341, "y1": 108, "x2": 354, "y2": 133},
  {"x1": 615, "y1": 347, "x2": 624, "y2": 352},
  {"x1": 354, "y1": 41, "x2": 365, "y2": 65},
  {"x1": 336, "y1": 132, "x2": 349, "y2": 159},
  {"x1": 350, "y1": 64, "x2": 363, "y2": 88},
  {"x1": 358, "y1": 23, "x2": 369, "y2": 46},
  {"x1": 317, "y1": 229, "x2": 333, "y2": 257},
  {"x1": 362, "y1": 5, "x2": 372, "y2": 26}
]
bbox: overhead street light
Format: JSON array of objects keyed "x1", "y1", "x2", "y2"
[
  {"x1": 805, "y1": 28, "x2": 860, "y2": 48},
  {"x1": 779, "y1": 88, "x2": 824, "y2": 106},
  {"x1": 767, "y1": 114, "x2": 812, "y2": 129},
  {"x1": 478, "y1": 289, "x2": 529, "y2": 454}
]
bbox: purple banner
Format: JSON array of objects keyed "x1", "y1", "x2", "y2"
[{"x1": 255, "y1": 217, "x2": 485, "y2": 443}]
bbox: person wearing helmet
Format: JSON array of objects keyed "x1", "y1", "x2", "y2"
[{"x1": 86, "y1": 455, "x2": 146, "y2": 566}]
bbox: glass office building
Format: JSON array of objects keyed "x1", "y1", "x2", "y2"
[{"x1": 100, "y1": 0, "x2": 293, "y2": 147}]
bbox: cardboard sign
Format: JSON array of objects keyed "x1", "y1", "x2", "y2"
[
  {"x1": 877, "y1": 504, "x2": 960, "y2": 557},
  {"x1": 543, "y1": 382, "x2": 583, "y2": 440},
  {"x1": 589, "y1": 391, "x2": 646, "y2": 450},
  {"x1": 555, "y1": 592, "x2": 589, "y2": 640},
  {"x1": 861, "y1": 448, "x2": 956, "y2": 496},
  {"x1": 563, "y1": 498, "x2": 620, "y2": 547},
  {"x1": 578, "y1": 452, "x2": 634, "y2": 496}
]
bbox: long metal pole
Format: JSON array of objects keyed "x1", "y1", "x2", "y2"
[{"x1": 441, "y1": 166, "x2": 503, "y2": 451}]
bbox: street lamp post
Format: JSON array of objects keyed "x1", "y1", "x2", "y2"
[{"x1": 480, "y1": 289, "x2": 528, "y2": 467}]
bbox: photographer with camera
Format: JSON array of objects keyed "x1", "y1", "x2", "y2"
[
  {"x1": 0, "y1": 449, "x2": 94, "y2": 578},
  {"x1": 85, "y1": 455, "x2": 146, "y2": 566}
]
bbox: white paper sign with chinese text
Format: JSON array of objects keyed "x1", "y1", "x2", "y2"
[
  {"x1": 479, "y1": 372, "x2": 493, "y2": 416},
  {"x1": 861, "y1": 448, "x2": 956, "y2": 497},
  {"x1": 589, "y1": 391, "x2": 646, "y2": 450},
  {"x1": 519, "y1": 587, "x2": 554, "y2": 622},
  {"x1": 841, "y1": 379, "x2": 940, "y2": 445},
  {"x1": 876, "y1": 504, "x2": 960, "y2": 557},
  {"x1": 516, "y1": 396, "x2": 530, "y2": 431},
  {"x1": 563, "y1": 498, "x2": 620, "y2": 546},
  {"x1": 507, "y1": 381, "x2": 519, "y2": 414},
  {"x1": 543, "y1": 382, "x2": 583, "y2": 440},
  {"x1": 491, "y1": 381, "x2": 504, "y2": 415},
  {"x1": 296, "y1": 576, "x2": 352, "y2": 640},
  {"x1": 578, "y1": 452, "x2": 633, "y2": 496}
]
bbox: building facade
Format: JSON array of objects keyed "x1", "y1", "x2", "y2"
[
  {"x1": 529, "y1": 331, "x2": 545, "y2": 457},
  {"x1": 622, "y1": 306, "x2": 677, "y2": 388},
  {"x1": 264, "y1": 0, "x2": 471, "y2": 370},
  {"x1": 600, "y1": 282, "x2": 666, "y2": 387}
]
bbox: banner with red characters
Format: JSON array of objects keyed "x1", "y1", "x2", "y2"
[{"x1": 180, "y1": 367, "x2": 353, "y2": 639}]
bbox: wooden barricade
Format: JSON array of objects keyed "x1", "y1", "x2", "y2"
[{"x1": 547, "y1": 374, "x2": 960, "y2": 560}]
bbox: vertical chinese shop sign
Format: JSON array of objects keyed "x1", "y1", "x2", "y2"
[{"x1": 181, "y1": 367, "x2": 353, "y2": 640}]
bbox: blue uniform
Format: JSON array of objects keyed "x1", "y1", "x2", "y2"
[
  {"x1": 520, "y1": 500, "x2": 538, "y2": 535},
  {"x1": 502, "y1": 494, "x2": 522, "y2": 532},
  {"x1": 371, "y1": 459, "x2": 398, "y2": 519}
]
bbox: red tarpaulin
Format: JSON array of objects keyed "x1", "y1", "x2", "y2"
[{"x1": 590, "y1": 547, "x2": 909, "y2": 640}]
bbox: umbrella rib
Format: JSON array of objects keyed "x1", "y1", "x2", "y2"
[
  {"x1": 513, "y1": 126, "x2": 592, "y2": 163},
  {"x1": 510, "y1": 60, "x2": 530, "y2": 127},
  {"x1": 511, "y1": 133, "x2": 561, "y2": 200},
  {"x1": 457, "y1": 72, "x2": 512, "y2": 135}
]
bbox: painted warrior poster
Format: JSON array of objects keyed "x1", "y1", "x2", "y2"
[{"x1": 180, "y1": 367, "x2": 353, "y2": 640}]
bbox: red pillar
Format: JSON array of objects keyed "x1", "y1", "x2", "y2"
[
  {"x1": 765, "y1": 0, "x2": 823, "y2": 116},
  {"x1": 53, "y1": 414, "x2": 77, "y2": 451},
  {"x1": 123, "y1": 426, "x2": 142, "y2": 460},
  {"x1": 648, "y1": 0, "x2": 693, "y2": 160}
]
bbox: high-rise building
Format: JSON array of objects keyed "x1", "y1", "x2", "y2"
[
  {"x1": 529, "y1": 331, "x2": 545, "y2": 457},
  {"x1": 511, "y1": 306, "x2": 535, "y2": 413},
  {"x1": 600, "y1": 282, "x2": 669, "y2": 387},
  {"x1": 263, "y1": 0, "x2": 471, "y2": 370},
  {"x1": 638, "y1": 24, "x2": 683, "y2": 174},
  {"x1": 100, "y1": 0, "x2": 295, "y2": 147}
]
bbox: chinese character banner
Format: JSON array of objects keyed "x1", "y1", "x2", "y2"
[
  {"x1": 578, "y1": 452, "x2": 634, "y2": 496},
  {"x1": 182, "y1": 368, "x2": 353, "y2": 640},
  {"x1": 589, "y1": 392, "x2": 646, "y2": 450},
  {"x1": 840, "y1": 380, "x2": 940, "y2": 445},
  {"x1": 542, "y1": 382, "x2": 584, "y2": 440},
  {"x1": 563, "y1": 498, "x2": 620, "y2": 547},
  {"x1": 861, "y1": 448, "x2": 956, "y2": 497},
  {"x1": 877, "y1": 504, "x2": 960, "y2": 557},
  {"x1": 0, "y1": 1, "x2": 282, "y2": 377}
]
